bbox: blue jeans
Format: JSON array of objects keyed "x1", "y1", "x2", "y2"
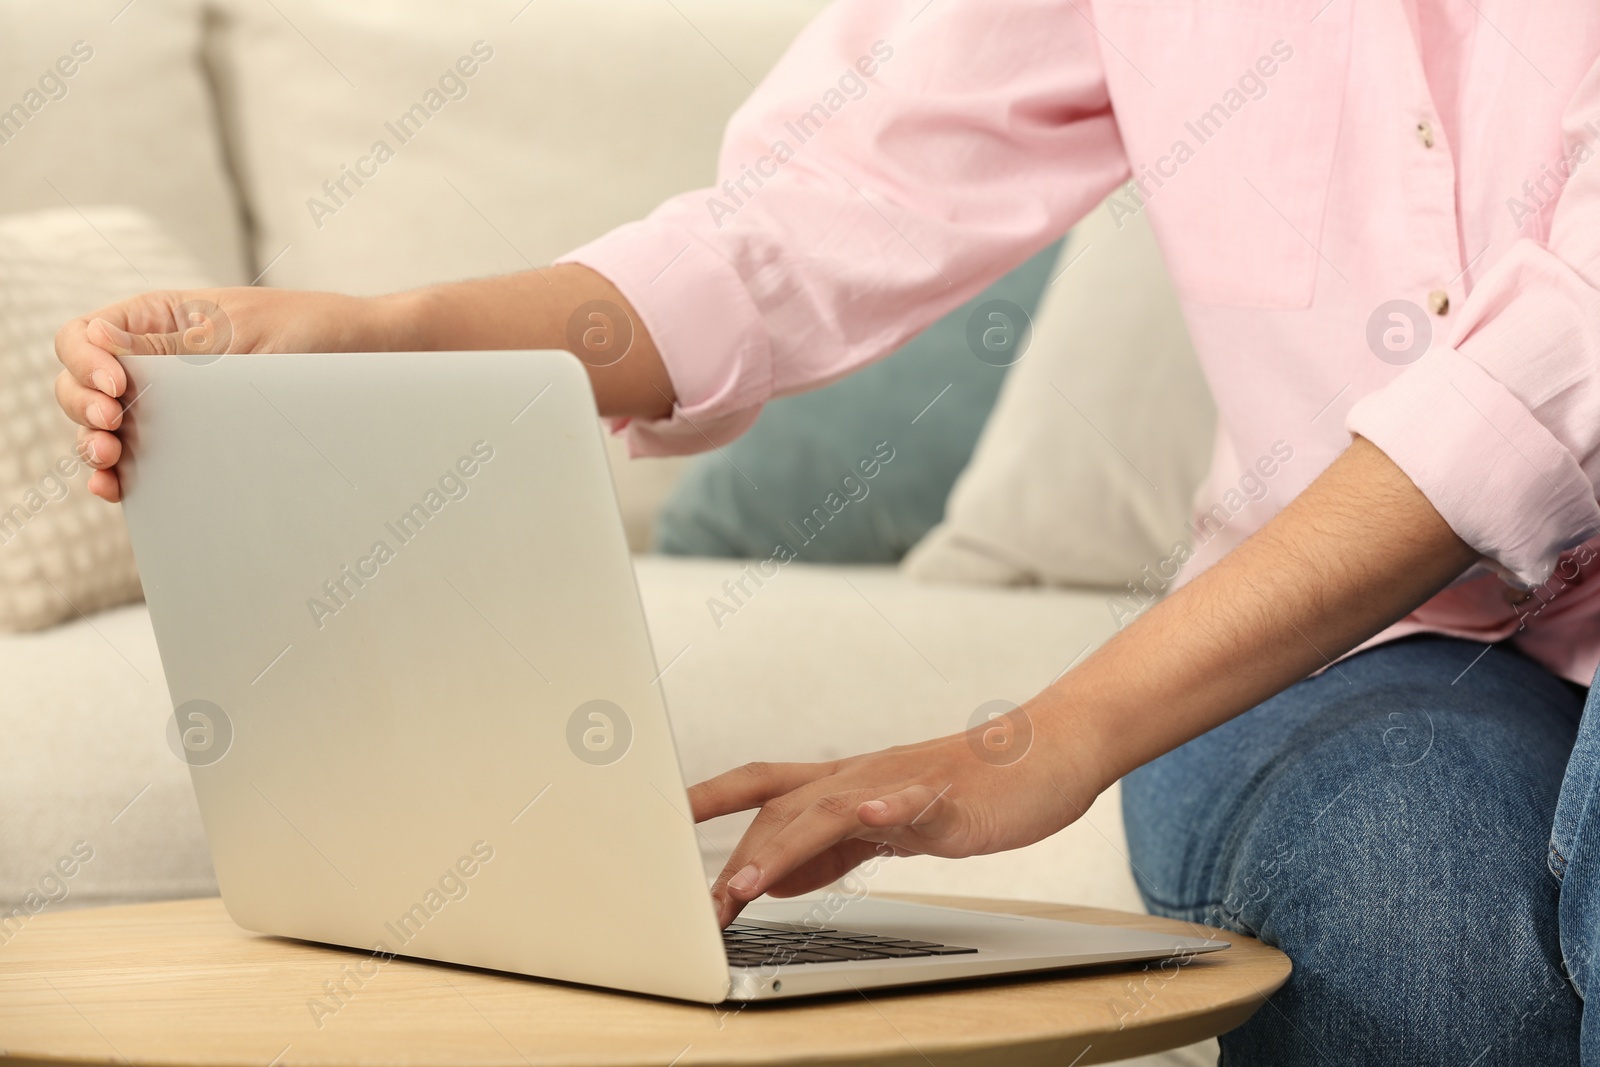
[{"x1": 1124, "y1": 636, "x2": 1600, "y2": 1064}]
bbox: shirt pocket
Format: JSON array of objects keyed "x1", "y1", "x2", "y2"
[{"x1": 1091, "y1": 0, "x2": 1353, "y2": 309}]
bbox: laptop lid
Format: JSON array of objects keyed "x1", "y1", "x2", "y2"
[{"x1": 118, "y1": 350, "x2": 731, "y2": 1002}]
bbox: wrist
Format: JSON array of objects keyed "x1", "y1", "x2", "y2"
[
  {"x1": 362, "y1": 289, "x2": 436, "y2": 351},
  {"x1": 1030, "y1": 681, "x2": 1123, "y2": 804}
]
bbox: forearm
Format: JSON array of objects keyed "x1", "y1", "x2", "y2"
[
  {"x1": 378, "y1": 264, "x2": 675, "y2": 420},
  {"x1": 1050, "y1": 436, "x2": 1479, "y2": 792}
]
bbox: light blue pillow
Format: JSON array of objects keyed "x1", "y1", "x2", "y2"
[{"x1": 654, "y1": 239, "x2": 1064, "y2": 563}]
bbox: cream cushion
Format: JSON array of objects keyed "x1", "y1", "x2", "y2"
[
  {"x1": 0, "y1": 0, "x2": 249, "y2": 284},
  {"x1": 0, "y1": 556, "x2": 1135, "y2": 909},
  {"x1": 0, "y1": 208, "x2": 210, "y2": 632},
  {"x1": 904, "y1": 197, "x2": 1217, "y2": 590},
  {"x1": 207, "y1": 0, "x2": 828, "y2": 294}
]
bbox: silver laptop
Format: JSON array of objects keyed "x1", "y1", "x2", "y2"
[{"x1": 116, "y1": 349, "x2": 1225, "y2": 1003}]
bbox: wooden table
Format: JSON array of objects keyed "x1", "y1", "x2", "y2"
[{"x1": 0, "y1": 895, "x2": 1289, "y2": 1066}]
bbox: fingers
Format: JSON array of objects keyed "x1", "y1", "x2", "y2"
[
  {"x1": 857, "y1": 783, "x2": 960, "y2": 840},
  {"x1": 54, "y1": 314, "x2": 158, "y2": 433},
  {"x1": 54, "y1": 347, "x2": 129, "y2": 502},
  {"x1": 689, "y1": 761, "x2": 836, "y2": 823},
  {"x1": 53, "y1": 294, "x2": 189, "y2": 503},
  {"x1": 710, "y1": 778, "x2": 972, "y2": 925},
  {"x1": 52, "y1": 290, "x2": 241, "y2": 505},
  {"x1": 763, "y1": 838, "x2": 887, "y2": 899},
  {"x1": 77, "y1": 428, "x2": 122, "y2": 470},
  {"x1": 56, "y1": 369, "x2": 123, "y2": 432},
  {"x1": 54, "y1": 290, "x2": 197, "y2": 403},
  {"x1": 87, "y1": 468, "x2": 122, "y2": 503},
  {"x1": 713, "y1": 787, "x2": 879, "y2": 924},
  {"x1": 54, "y1": 318, "x2": 128, "y2": 399},
  {"x1": 88, "y1": 315, "x2": 184, "y2": 357},
  {"x1": 70, "y1": 428, "x2": 122, "y2": 501}
]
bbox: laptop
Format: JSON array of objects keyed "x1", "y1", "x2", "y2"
[{"x1": 116, "y1": 349, "x2": 1225, "y2": 1003}]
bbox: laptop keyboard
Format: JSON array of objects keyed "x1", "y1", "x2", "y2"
[{"x1": 722, "y1": 922, "x2": 979, "y2": 968}]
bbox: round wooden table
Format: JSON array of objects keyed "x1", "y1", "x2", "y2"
[{"x1": 0, "y1": 895, "x2": 1289, "y2": 1066}]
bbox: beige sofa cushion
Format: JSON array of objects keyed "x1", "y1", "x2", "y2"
[
  {"x1": 0, "y1": 557, "x2": 1135, "y2": 910},
  {"x1": 0, "y1": 208, "x2": 211, "y2": 632},
  {"x1": 0, "y1": 0, "x2": 249, "y2": 284},
  {"x1": 905, "y1": 197, "x2": 1217, "y2": 590},
  {"x1": 207, "y1": 0, "x2": 827, "y2": 294}
]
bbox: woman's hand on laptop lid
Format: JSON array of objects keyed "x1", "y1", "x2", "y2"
[
  {"x1": 54, "y1": 266, "x2": 676, "y2": 503},
  {"x1": 689, "y1": 710, "x2": 1110, "y2": 928},
  {"x1": 54, "y1": 287, "x2": 387, "y2": 502}
]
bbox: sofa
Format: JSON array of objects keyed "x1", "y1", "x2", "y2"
[{"x1": 0, "y1": 3, "x2": 1219, "y2": 1062}]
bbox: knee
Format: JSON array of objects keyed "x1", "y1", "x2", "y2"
[
  {"x1": 1228, "y1": 705, "x2": 1555, "y2": 950},
  {"x1": 1218, "y1": 716, "x2": 1575, "y2": 1063}
]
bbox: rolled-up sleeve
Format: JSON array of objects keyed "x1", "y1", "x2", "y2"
[
  {"x1": 557, "y1": 0, "x2": 1130, "y2": 455},
  {"x1": 1348, "y1": 59, "x2": 1600, "y2": 587}
]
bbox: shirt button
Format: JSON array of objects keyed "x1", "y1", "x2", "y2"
[
  {"x1": 1503, "y1": 585, "x2": 1536, "y2": 607},
  {"x1": 1416, "y1": 120, "x2": 1435, "y2": 148},
  {"x1": 1428, "y1": 289, "x2": 1450, "y2": 315}
]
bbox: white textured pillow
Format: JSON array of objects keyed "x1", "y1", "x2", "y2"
[
  {"x1": 0, "y1": 208, "x2": 212, "y2": 632},
  {"x1": 0, "y1": 0, "x2": 249, "y2": 284},
  {"x1": 904, "y1": 195, "x2": 1217, "y2": 589}
]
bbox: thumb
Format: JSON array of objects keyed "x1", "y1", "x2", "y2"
[
  {"x1": 87, "y1": 316, "x2": 184, "y2": 357},
  {"x1": 857, "y1": 783, "x2": 962, "y2": 849},
  {"x1": 87, "y1": 301, "x2": 232, "y2": 359}
]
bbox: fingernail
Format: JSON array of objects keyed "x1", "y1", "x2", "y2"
[
  {"x1": 727, "y1": 864, "x2": 760, "y2": 896},
  {"x1": 91, "y1": 369, "x2": 118, "y2": 397},
  {"x1": 87, "y1": 402, "x2": 111, "y2": 430},
  {"x1": 863, "y1": 800, "x2": 889, "y2": 816},
  {"x1": 84, "y1": 438, "x2": 100, "y2": 464},
  {"x1": 89, "y1": 318, "x2": 134, "y2": 354}
]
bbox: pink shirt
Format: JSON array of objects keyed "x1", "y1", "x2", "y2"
[{"x1": 563, "y1": 0, "x2": 1600, "y2": 686}]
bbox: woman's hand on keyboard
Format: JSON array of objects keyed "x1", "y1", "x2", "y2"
[{"x1": 690, "y1": 705, "x2": 1108, "y2": 927}]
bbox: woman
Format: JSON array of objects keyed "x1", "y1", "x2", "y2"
[{"x1": 53, "y1": 1, "x2": 1600, "y2": 1061}]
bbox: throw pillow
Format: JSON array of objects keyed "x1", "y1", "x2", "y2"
[
  {"x1": 902, "y1": 193, "x2": 1216, "y2": 588},
  {"x1": 0, "y1": 207, "x2": 211, "y2": 631},
  {"x1": 653, "y1": 240, "x2": 1064, "y2": 563}
]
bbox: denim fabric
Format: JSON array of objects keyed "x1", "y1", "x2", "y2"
[
  {"x1": 1556, "y1": 668, "x2": 1600, "y2": 1061},
  {"x1": 1124, "y1": 636, "x2": 1593, "y2": 1065}
]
